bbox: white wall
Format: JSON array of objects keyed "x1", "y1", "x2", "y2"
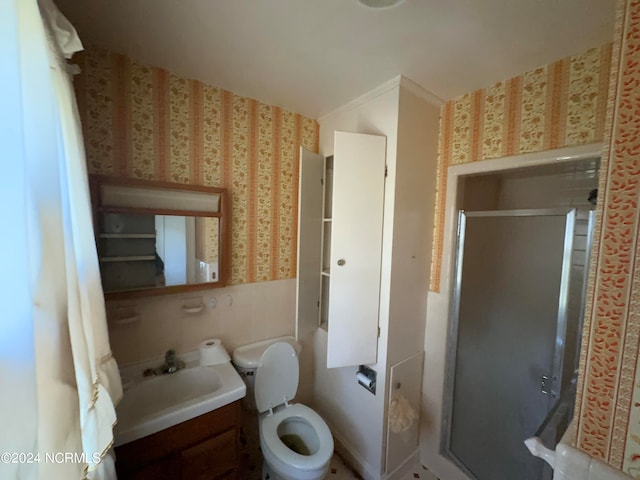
[
  {"x1": 107, "y1": 278, "x2": 296, "y2": 366},
  {"x1": 386, "y1": 87, "x2": 439, "y2": 368},
  {"x1": 382, "y1": 87, "x2": 440, "y2": 476}
]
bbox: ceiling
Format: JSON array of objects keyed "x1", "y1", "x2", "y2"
[{"x1": 56, "y1": 0, "x2": 616, "y2": 119}]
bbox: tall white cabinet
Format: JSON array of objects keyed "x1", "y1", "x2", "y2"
[
  {"x1": 296, "y1": 79, "x2": 442, "y2": 478},
  {"x1": 297, "y1": 132, "x2": 386, "y2": 369},
  {"x1": 328, "y1": 132, "x2": 386, "y2": 367}
]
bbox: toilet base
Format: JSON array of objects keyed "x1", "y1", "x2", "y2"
[
  {"x1": 262, "y1": 461, "x2": 279, "y2": 480},
  {"x1": 262, "y1": 460, "x2": 328, "y2": 480}
]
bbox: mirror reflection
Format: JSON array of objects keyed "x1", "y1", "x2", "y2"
[{"x1": 98, "y1": 212, "x2": 219, "y2": 293}]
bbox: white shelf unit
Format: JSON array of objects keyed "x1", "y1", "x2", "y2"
[
  {"x1": 98, "y1": 212, "x2": 158, "y2": 291},
  {"x1": 319, "y1": 155, "x2": 333, "y2": 331}
]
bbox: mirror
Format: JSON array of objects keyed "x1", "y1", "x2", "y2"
[{"x1": 90, "y1": 175, "x2": 228, "y2": 299}]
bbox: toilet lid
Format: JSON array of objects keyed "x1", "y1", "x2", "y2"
[{"x1": 255, "y1": 342, "x2": 299, "y2": 413}]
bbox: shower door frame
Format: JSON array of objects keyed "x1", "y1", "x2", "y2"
[{"x1": 441, "y1": 207, "x2": 576, "y2": 480}]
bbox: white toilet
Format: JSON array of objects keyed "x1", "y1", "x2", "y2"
[{"x1": 234, "y1": 339, "x2": 334, "y2": 480}]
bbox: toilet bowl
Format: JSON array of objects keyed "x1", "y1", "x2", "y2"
[{"x1": 254, "y1": 342, "x2": 333, "y2": 480}]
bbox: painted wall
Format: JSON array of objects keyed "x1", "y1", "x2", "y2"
[
  {"x1": 387, "y1": 87, "x2": 440, "y2": 369},
  {"x1": 385, "y1": 86, "x2": 440, "y2": 476},
  {"x1": 108, "y1": 278, "x2": 296, "y2": 366},
  {"x1": 426, "y1": 0, "x2": 640, "y2": 475},
  {"x1": 74, "y1": 47, "x2": 319, "y2": 286},
  {"x1": 430, "y1": 43, "x2": 612, "y2": 292}
]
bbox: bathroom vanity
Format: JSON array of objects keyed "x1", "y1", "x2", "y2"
[
  {"x1": 115, "y1": 400, "x2": 241, "y2": 479},
  {"x1": 112, "y1": 347, "x2": 246, "y2": 479}
]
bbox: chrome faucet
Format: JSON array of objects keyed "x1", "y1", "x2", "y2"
[
  {"x1": 162, "y1": 349, "x2": 184, "y2": 374},
  {"x1": 143, "y1": 349, "x2": 185, "y2": 376}
]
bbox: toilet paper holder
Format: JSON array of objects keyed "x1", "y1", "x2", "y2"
[{"x1": 357, "y1": 365, "x2": 377, "y2": 395}]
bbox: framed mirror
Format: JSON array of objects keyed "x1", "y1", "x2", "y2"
[{"x1": 89, "y1": 175, "x2": 229, "y2": 300}]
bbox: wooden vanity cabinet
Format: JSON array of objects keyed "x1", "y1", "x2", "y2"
[{"x1": 115, "y1": 400, "x2": 241, "y2": 480}]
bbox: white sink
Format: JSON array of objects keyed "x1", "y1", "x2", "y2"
[{"x1": 114, "y1": 352, "x2": 246, "y2": 446}]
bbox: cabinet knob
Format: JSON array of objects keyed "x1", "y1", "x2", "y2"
[{"x1": 337, "y1": 259, "x2": 346, "y2": 266}]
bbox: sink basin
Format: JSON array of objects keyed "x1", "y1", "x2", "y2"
[{"x1": 114, "y1": 353, "x2": 246, "y2": 446}]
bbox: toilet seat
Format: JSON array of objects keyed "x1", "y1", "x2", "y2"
[
  {"x1": 260, "y1": 403, "x2": 333, "y2": 472},
  {"x1": 255, "y1": 342, "x2": 299, "y2": 413},
  {"x1": 254, "y1": 341, "x2": 333, "y2": 479}
]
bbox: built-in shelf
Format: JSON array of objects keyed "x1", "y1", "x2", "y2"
[
  {"x1": 319, "y1": 155, "x2": 333, "y2": 330},
  {"x1": 99, "y1": 255, "x2": 155, "y2": 263},
  {"x1": 99, "y1": 233, "x2": 156, "y2": 239}
]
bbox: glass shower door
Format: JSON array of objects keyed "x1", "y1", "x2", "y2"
[{"x1": 443, "y1": 209, "x2": 575, "y2": 480}]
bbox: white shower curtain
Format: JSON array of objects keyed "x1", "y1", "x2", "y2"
[{"x1": 1, "y1": 1, "x2": 122, "y2": 478}]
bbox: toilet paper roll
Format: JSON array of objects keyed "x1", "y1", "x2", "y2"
[
  {"x1": 199, "y1": 338, "x2": 231, "y2": 366},
  {"x1": 356, "y1": 372, "x2": 373, "y2": 389}
]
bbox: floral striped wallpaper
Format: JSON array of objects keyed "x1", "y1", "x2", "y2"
[
  {"x1": 430, "y1": 43, "x2": 613, "y2": 292},
  {"x1": 574, "y1": 0, "x2": 640, "y2": 474},
  {"x1": 74, "y1": 47, "x2": 319, "y2": 285}
]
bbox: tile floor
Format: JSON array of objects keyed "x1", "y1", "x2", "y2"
[
  {"x1": 238, "y1": 408, "x2": 439, "y2": 480},
  {"x1": 326, "y1": 455, "x2": 440, "y2": 479}
]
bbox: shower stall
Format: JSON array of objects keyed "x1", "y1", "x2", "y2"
[{"x1": 441, "y1": 162, "x2": 597, "y2": 480}]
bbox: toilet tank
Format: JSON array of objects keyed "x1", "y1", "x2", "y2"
[{"x1": 232, "y1": 336, "x2": 301, "y2": 411}]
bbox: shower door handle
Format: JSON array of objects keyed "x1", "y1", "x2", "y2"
[
  {"x1": 540, "y1": 375, "x2": 557, "y2": 397},
  {"x1": 540, "y1": 375, "x2": 550, "y2": 395}
]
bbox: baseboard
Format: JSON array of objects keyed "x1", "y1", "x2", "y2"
[
  {"x1": 330, "y1": 426, "x2": 380, "y2": 480},
  {"x1": 383, "y1": 449, "x2": 419, "y2": 480},
  {"x1": 326, "y1": 418, "x2": 422, "y2": 480}
]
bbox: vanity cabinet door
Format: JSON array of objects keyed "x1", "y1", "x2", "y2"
[
  {"x1": 127, "y1": 456, "x2": 179, "y2": 480},
  {"x1": 115, "y1": 400, "x2": 240, "y2": 479},
  {"x1": 180, "y1": 428, "x2": 236, "y2": 480},
  {"x1": 327, "y1": 132, "x2": 386, "y2": 368}
]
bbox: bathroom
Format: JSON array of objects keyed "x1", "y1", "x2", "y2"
[{"x1": 3, "y1": 1, "x2": 639, "y2": 480}]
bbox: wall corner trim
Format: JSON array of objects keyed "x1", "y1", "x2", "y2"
[
  {"x1": 318, "y1": 75, "x2": 444, "y2": 124},
  {"x1": 318, "y1": 76, "x2": 401, "y2": 123},
  {"x1": 398, "y1": 75, "x2": 445, "y2": 107}
]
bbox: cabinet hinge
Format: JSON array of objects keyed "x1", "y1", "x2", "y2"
[
  {"x1": 320, "y1": 177, "x2": 324, "y2": 185},
  {"x1": 378, "y1": 326, "x2": 381, "y2": 337},
  {"x1": 384, "y1": 165, "x2": 388, "y2": 178}
]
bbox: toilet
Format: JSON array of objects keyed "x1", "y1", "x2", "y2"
[{"x1": 233, "y1": 339, "x2": 334, "y2": 480}]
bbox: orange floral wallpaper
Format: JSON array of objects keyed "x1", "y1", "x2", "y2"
[
  {"x1": 74, "y1": 48, "x2": 319, "y2": 285},
  {"x1": 574, "y1": 0, "x2": 640, "y2": 474},
  {"x1": 431, "y1": 43, "x2": 613, "y2": 291}
]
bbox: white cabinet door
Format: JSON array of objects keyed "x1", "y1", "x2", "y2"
[
  {"x1": 296, "y1": 147, "x2": 324, "y2": 341},
  {"x1": 327, "y1": 132, "x2": 386, "y2": 368}
]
